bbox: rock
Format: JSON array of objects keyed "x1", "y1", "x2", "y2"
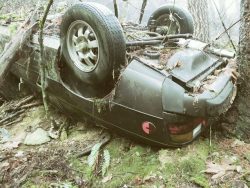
[{"x1": 24, "y1": 128, "x2": 50, "y2": 145}]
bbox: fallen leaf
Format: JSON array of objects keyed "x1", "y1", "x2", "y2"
[{"x1": 204, "y1": 162, "x2": 242, "y2": 180}]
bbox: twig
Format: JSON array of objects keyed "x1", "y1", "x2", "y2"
[
  {"x1": 38, "y1": 0, "x2": 54, "y2": 117},
  {"x1": 0, "y1": 109, "x2": 25, "y2": 125},
  {"x1": 12, "y1": 164, "x2": 35, "y2": 187},
  {"x1": 3, "y1": 116, "x2": 24, "y2": 127},
  {"x1": 211, "y1": 0, "x2": 237, "y2": 52},
  {"x1": 76, "y1": 132, "x2": 111, "y2": 158},
  {"x1": 113, "y1": 0, "x2": 118, "y2": 18},
  {"x1": 14, "y1": 95, "x2": 34, "y2": 110},
  {"x1": 215, "y1": 13, "x2": 250, "y2": 41},
  {"x1": 20, "y1": 101, "x2": 43, "y2": 109},
  {"x1": 139, "y1": 0, "x2": 148, "y2": 24}
]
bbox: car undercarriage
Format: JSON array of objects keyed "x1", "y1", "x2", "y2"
[{"x1": 0, "y1": 2, "x2": 238, "y2": 147}]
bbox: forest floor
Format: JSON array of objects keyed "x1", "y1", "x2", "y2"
[
  {"x1": 0, "y1": 1, "x2": 249, "y2": 187},
  {"x1": 0, "y1": 97, "x2": 250, "y2": 188}
]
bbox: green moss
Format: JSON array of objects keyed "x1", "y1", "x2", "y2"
[
  {"x1": 106, "y1": 152, "x2": 158, "y2": 187},
  {"x1": 8, "y1": 23, "x2": 18, "y2": 35},
  {"x1": 82, "y1": 141, "x2": 159, "y2": 187},
  {"x1": 158, "y1": 140, "x2": 212, "y2": 187},
  {"x1": 191, "y1": 176, "x2": 210, "y2": 188},
  {"x1": 51, "y1": 138, "x2": 213, "y2": 187},
  {"x1": 69, "y1": 156, "x2": 93, "y2": 180}
]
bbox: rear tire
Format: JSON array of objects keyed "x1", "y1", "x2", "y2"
[
  {"x1": 60, "y1": 2, "x2": 126, "y2": 85},
  {"x1": 148, "y1": 4, "x2": 194, "y2": 35}
]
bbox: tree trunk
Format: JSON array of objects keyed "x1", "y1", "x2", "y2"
[
  {"x1": 0, "y1": 11, "x2": 38, "y2": 87},
  {"x1": 188, "y1": 0, "x2": 209, "y2": 42},
  {"x1": 236, "y1": 0, "x2": 250, "y2": 141},
  {"x1": 221, "y1": 0, "x2": 250, "y2": 142}
]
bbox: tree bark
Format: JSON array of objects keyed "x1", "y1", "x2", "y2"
[
  {"x1": 188, "y1": 0, "x2": 209, "y2": 42},
  {"x1": 235, "y1": 0, "x2": 250, "y2": 141},
  {"x1": 0, "y1": 11, "x2": 38, "y2": 87},
  {"x1": 222, "y1": 0, "x2": 250, "y2": 142}
]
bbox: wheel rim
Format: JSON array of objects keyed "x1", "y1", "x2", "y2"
[
  {"x1": 66, "y1": 20, "x2": 99, "y2": 72},
  {"x1": 156, "y1": 13, "x2": 181, "y2": 35}
]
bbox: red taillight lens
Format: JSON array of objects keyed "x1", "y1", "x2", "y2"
[{"x1": 168, "y1": 118, "x2": 206, "y2": 135}]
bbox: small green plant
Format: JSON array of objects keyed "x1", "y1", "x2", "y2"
[
  {"x1": 87, "y1": 143, "x2": 111, "y2": 177},
  {"x1": 102, "y1": 150, "x2": 111, "y2": 177},
  {"x1": 88, "y1": 143, "x2": 102, "y2": 168}
]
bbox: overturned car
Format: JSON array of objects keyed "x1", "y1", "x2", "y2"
[{"x1": 0, "y1": 3, "x2": 237, "y2": 147}]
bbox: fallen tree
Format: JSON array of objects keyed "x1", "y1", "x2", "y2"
[{"x1": 0, "y1": 10, "x2": 39, "y2": 87}]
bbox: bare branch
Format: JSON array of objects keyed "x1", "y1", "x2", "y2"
[{"x1": 38, "y1": 0, "x2": 54, "y2": 117}]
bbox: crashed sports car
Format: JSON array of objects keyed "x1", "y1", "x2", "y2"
[{"x1": 0, "y1": 3, "x2": 237, "y2": 147}]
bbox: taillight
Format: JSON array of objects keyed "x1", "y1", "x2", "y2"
[
  {"x1": 168, "y1": 118, "x2": 205, "y2": 135},
  {"x1": 167, "y1": 118, "x2": 206, "y2": 143}
]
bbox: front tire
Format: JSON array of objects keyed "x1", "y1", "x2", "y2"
[{"x1": 60, "y1": 2, "x2": 126, "y2": 85}]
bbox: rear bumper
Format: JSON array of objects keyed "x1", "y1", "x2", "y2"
[
  {"x1": 163, "y1": 69, "x2": 237, "y2": 117},
  {"x1": 183, "y1": 76, "x2": 236, "y2": 117},
  {"x1": 206, "y1": 81, "x2": 236, "y2": 116}
]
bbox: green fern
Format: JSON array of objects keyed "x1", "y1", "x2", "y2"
[
  {"x1": 87, "y1": 143, "x2": 101, "y2": 168},
  {"x1": 102, "y1": 150, "x2": 111, "y2": 177}
]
